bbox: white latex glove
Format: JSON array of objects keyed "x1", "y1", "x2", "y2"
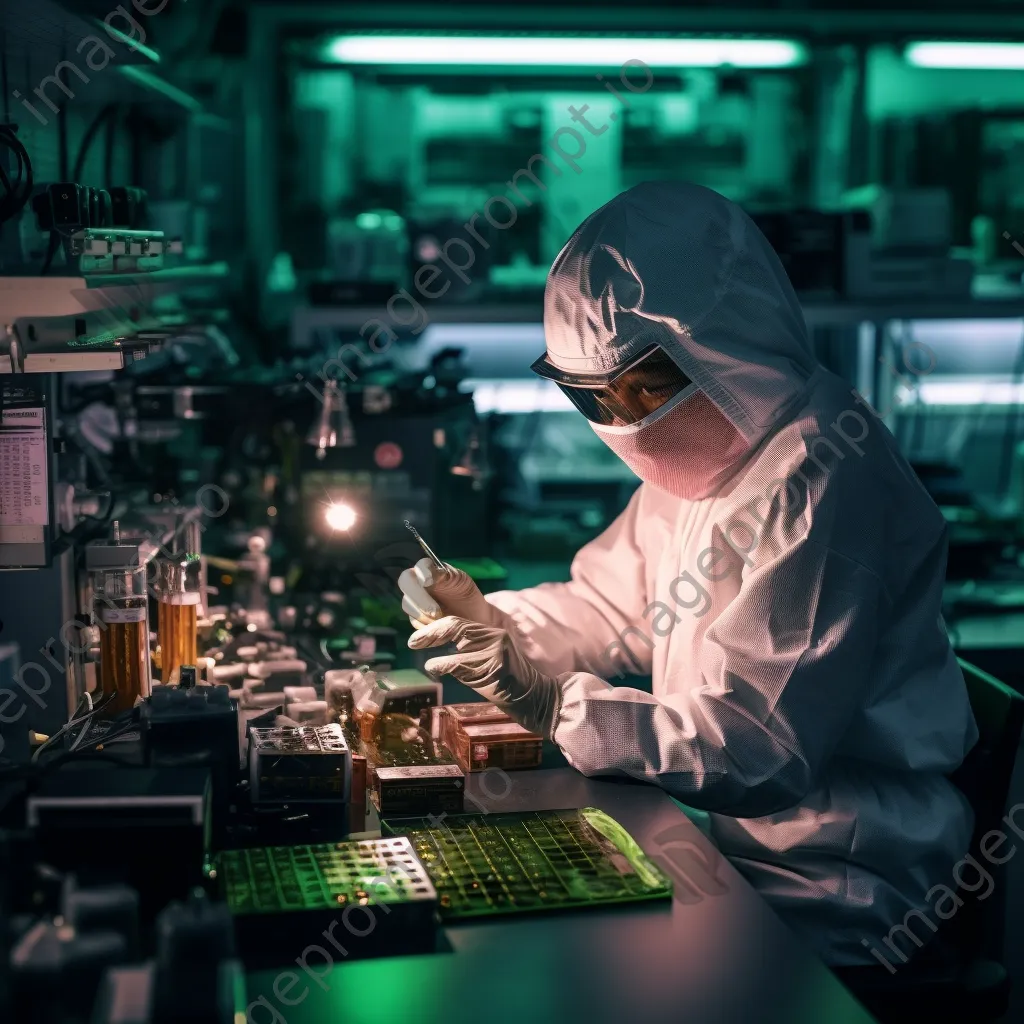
[
  {"x1": 397, "y1": 558, "x2": 505, "y2": 629},
  {"x1": 408, "y1": 615, "x2": 561, "y2": 738}
]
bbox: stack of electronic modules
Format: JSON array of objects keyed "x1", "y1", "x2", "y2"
[
  {"x1": 243, "y1": 669, "x2": 547, "y2": 829},
  {"x1": 328, "y1": 667, "x2": 465, "y2": 821},
  {"x1": 248, "y1": 724, "x2": 351, "y2": 804},
  {"x1": 439, "y1": 703, "x2": 544, "y2": 772},
  {"x1": 322, "y1": 670, "x2": 546, "y2": 822}
]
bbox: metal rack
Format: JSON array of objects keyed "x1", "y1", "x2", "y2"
[{"x1": 0, "y1": 264, "x2": 230, "y2": 373}]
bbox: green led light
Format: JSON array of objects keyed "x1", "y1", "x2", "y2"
[
  {"x1": 904, "y1": 42, "x2": 1024, "y2": 69},
  {"x1": 326, "y1": 35, "x2": 807, "y2": 69},
  {"x1": 355, "y1": 211, "x2": 383, "y2": 230}
]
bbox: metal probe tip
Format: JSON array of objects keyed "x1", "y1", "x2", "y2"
[{"x1": 404, "y1": 520, "x2": 448, "y2": 575}]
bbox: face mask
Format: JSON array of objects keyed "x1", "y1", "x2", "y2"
[{"x1": 591, "y1": 388, "x2": 750, "y2": 500}]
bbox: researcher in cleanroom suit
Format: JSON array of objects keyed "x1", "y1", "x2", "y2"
[{"x1": 399, "y1": 181, "x2": 978, "y2": 966}]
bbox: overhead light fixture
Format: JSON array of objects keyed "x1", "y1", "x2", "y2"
[
  {"x1": 326, "y1": 35, "x2": 807, "y2": 69},
  {"x1": 904, "y1": 42, "x2": 1024, "y2": 69}
]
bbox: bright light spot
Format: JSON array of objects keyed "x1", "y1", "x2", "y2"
[
  {"x1": 355, "y1": 211, "x2": 383, "y2": 230},
  {"x1": 417, "y1": 237, "x2": 441, "y2": 261},
  {"x1": 267, "y1": 505, "x2": 277, "y2": 517},
  {"x1": 246, "y1": 623, "x2": 258, "y2": 633},
  {"x1": 325, "y1": 502, "x2": 357, "y2": 531},
  {"x1": 905, "y1": 42, "x2": 1024, "y2": 70},
  {"x1": 327, "y1": 35, "x2": 807, "y2": 69}
]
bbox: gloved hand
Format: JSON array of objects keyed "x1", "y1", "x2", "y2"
[
  {"x1": 397, "y1": 558, "x2": 505, "y2": 629},
  {"x1": 408, "y1": 615, "x2": 561, "y2": 738}
]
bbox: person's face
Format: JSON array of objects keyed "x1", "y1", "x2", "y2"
[{"x1": 531, "y1": 344, "x2": 694, "y2": 427}]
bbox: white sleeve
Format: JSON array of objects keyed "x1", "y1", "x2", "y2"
[
  {"x1": 485, "y1": 487, "x2": 652, "y2": 679},
  {"x1": 546, "y1": 539, "x2": 885, "y2": 818}
]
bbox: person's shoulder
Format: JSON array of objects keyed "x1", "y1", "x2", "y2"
[
  {"x1": 724, "y1": 385, "x2": 944, "y2": 561},
  {"x1": 756, "y1": 378, "x2": 915, "y2": 491}
]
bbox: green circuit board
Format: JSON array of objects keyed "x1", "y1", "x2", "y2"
[
  {"x1": 215, "y1": 837, "x2": 437, "y2": 915},
  {"x1": 382, "y1": 807, "x2": 672, "y2": 919}
]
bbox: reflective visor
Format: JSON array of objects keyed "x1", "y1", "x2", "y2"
[{"x1": 531, "y1": 344, "x2": 693, "y2": 426}]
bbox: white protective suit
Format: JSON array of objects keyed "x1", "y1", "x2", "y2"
[{"x1": 484, "y1": 182, "x2": 979, "y2": 966}]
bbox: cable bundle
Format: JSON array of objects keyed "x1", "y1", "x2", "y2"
[{"x1": 0, "y1": 122, "x2": 33, "y2": 226}]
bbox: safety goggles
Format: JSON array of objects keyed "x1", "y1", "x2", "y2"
[{"x1": 531, "y1": 344, "x2": 694, "y2": 427}]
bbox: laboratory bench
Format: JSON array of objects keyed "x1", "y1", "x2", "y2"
[
  {"x1": 945, "y1": 580, "x2": 1024, "y2": 691},
  {"x1": 245, "y1": 766, "x2": 875, "y2": 1024},
  {"x1": 949, "y1": 615, "x2": 1024, "y2": 693}
]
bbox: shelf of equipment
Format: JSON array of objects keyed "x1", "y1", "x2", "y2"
[{"x1": 0, "y1": 264, "x2": 230, "y2": 373}]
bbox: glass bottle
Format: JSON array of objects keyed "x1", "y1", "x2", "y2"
[
  {"x1": 93, "y1": 557, "x2": 151, "y2": 715},
  {"x1": 156, "y1": 554, "x2": 201, "y2": 684}
]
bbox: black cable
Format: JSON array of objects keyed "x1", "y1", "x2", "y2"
[
  {"x1": 0, "y1": 747, "x2": 128, "y2": 786},
  {"x1": 31, "y1": 692, "x2": 118, "y2": 763},
  {"x1": 1, "y1": 37, "x2": 9, "y2": 125},
  {"x1": 68, "y1": 712, "x2": 101, "y2": 752},
  {"x1": 76, "y1": 720, "x2": 140, "y2": 753},
  {"x1": 58, "y1": 104, "x2": 68, "y2": 181},
  {"x1": 0, "y1": 706, "x2": 137, "y2": 781},
  {"x1": 129, "y1": 107, "x2": 143, "y2": 189},
  {"x1": 0, "y1": 125, "x2": 33, "y2": 226},
  {"x1": 50, "y1": 506, "x2": 115, "y2": 558},
  {"x1": 40, "y1": 229, "x2": 60, "y2": 275},
  {"x1": 31, "y1": 750, "x2": 137, "y2": 782},
  {"x1": 29, "y1": 709, "x2": 140, "y2": 777},
  {"x1": 63, "y1": 426, "x2": 113, "y2": 489},
  {"x1": 104, "y1": 109, "x2": 117, "y2": 186},
  {"x1": 73, "y1": 104, "x2": 118, "y2": 184},
  {"x1": 163, "y1": 0, "x2": 230, "y2": 62}
]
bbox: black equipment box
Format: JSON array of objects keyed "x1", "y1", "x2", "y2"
[{"x1": 27, "y1": 767, "x2": 210, "y2": 919}]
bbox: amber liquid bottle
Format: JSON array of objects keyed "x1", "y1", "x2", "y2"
[
  {"x1": 95, "y1": 586, "x2": 151, "y2": 715},
  {"x1": 155, "y1": 555, "x2": 201, "y2": 684},
  {"x1": 157, "y1": 600, "x2": 198, "y2": 683}
]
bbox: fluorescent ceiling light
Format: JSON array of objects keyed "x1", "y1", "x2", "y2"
[
  {"x1": 905, "y1": 379, "x2": 1024, "y2": 407},
  {"x1": 464, "y1": 379, "x2": 574, "y2": 414},
  {"x1": 904, "y1": 42, "x2": 1024, "y2": 69},
  {"x1": 327, "y1": 35, "x2": 806, "y2": 69}
]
